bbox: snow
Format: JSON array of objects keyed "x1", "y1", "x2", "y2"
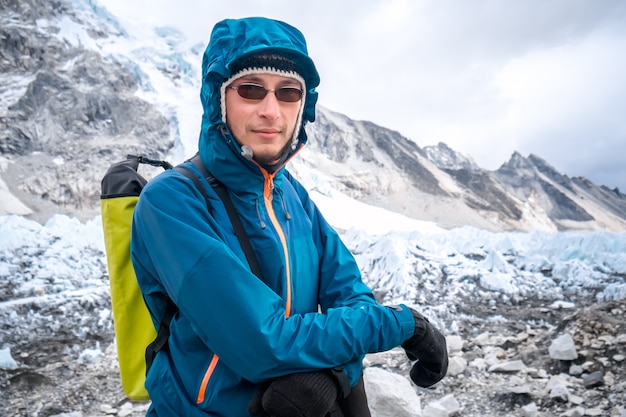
[
  {"x1": 0, "y1": 214, "x2": 107, "y2": 302},
  {"x1": 0, "y1": 177, "x2": 32, "y2": 216},
  {"x1": 78, "y1": 342, "x2": 104, "y2": 363},
  {"x1": 0, "y1": 74, "x2": 35, "y2": 114},
  {"x1": 0, "y1": 347, "x2": 18, "y2": 370},
  {"x1": 2, "y1": 202, "x2": 625, "y2": 319},
  {"x1": 311, "y1": 189, "x2": 445, "y2": 235}
]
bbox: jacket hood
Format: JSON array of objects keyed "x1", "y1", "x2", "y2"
[{"x1": 198, "y1": 17, "x2": 320, "y2": 189}]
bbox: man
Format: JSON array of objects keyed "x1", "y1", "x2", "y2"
[{"x1": 131, "y1": 17, "x2": 448, "y2": 417}]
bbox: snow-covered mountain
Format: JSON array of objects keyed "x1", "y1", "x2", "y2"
[
  {"x1": 1, "y1": 0, "x2": 625, "y2": 232},
  {"x1": 301, "y1": 110, "x2": 626, "y2": 232}
]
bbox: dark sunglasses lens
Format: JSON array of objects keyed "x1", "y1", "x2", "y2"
[
  {"x1": 275, "y1": 87, "x2": 303, "y2": 102},
  {"x1": 237, "y1": 84, "x2": 267, "y2": 100}
]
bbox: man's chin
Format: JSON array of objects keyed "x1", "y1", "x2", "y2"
[
  {"x1": 252, "y1": 145, "x2": 289, "y2": 163},
  {"x1": 249, "y1": 141, "x2": 293, "y2": 170},
  {"x1": 252, "y1": 153, "x2": 280, "y2": 166}
]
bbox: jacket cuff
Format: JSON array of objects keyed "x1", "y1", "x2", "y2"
[{"x1": 387, "y1": 304, "x2": 417, "y2": 342}]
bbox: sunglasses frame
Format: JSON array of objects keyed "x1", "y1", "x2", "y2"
[{"x1": 228, "y1": 83, "x2": 303, "y2": 103}]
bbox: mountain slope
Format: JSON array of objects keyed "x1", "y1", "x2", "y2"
[
  {"x1": 299, "y1": 108, "x2": 626, "y2": 232},
  {"x1": 0, "y1": 0, "x2": 177, "y2": 221}
]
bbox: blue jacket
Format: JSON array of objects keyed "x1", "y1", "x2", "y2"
[{"x1": 131, "y1": 17, "x2": 415, "y2": 417}]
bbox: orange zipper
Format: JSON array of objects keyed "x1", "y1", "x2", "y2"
[
  {"x1": 263, "y1": 171, "x2": 292, "y2": 318},
  {"x1": 196, "y1": 353, "x2": 220, "y2": 404}
]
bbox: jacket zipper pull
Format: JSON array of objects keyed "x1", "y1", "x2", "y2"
[
  {"x1": 265, "y1": 175, "x2": 274, "y2": 202},
  {"x1": 255, "y1": 198, "x2": 267, "y2": 229}
]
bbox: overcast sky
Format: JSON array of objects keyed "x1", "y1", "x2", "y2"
[{"x1": 99, "y1": 0, "x2": 626, "y2": 192}]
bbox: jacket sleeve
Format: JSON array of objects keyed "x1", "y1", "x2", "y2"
[{"x1": 131, "y1": 171, "x2": 415, "y2": 385}]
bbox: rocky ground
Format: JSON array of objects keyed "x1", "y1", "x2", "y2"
[{"x1": 1, "y1": 292, "x2": 624, "y2": 417}]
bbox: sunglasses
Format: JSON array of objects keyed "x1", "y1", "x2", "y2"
[{"x1": 228, "y1": 83, "x2": 303, "y2": 103}]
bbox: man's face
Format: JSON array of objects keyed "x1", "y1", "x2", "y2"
[{"x1": 225, "y1": 73, "x2": 302, "y2": 167}]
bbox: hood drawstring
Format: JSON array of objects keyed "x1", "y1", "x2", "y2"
[
  {"x1": 255, "y1": 193, "x2": 291, "y2": 229},
  {"x1": 218, "y1": 124, "x2": 231, "y2": 142},
  {"x1": 276, "y1": 188, "x2": 292, "y2": 221},
  {"x1": 255, "y1": 198, "x2": 267, "y2": 229}
]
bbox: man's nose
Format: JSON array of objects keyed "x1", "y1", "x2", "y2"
[{"x1": 257, "y1": 91, "x2": 281, "y2": 119}]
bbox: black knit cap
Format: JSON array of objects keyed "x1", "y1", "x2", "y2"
[{"x1": 230, "y1": 52, "x2": 303, "y2": 79}]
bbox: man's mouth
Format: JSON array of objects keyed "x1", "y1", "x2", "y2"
[{"x1": 253, "y1": 128, "x2": 281, "y2": 139}]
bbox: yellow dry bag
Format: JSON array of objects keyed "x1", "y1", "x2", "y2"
[{"x1": 100, "y1": 155, "x2": 171, "y2": 401}]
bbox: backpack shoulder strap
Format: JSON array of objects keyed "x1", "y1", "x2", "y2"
[
  {"x1": 174, "y1": 155, "x2": 264, "y2": 280},
  {"x1": 144, "y1": 299, "x2": 176, "y2": 374}
]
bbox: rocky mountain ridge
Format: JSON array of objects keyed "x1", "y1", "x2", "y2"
[
  {"x1": 1, "y1": 0, "x2": 625, "y2": 233},
  {"x1": 301, "y1": 109, "x2": 626, "y2": 232}
]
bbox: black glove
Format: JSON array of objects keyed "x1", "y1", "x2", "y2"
[
  {"x1": 401, "y1": 308, "x2": 448, "y2": 387},
  {"x1": 248, "y1": 371, "x2": 341, "y2": 417}
]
